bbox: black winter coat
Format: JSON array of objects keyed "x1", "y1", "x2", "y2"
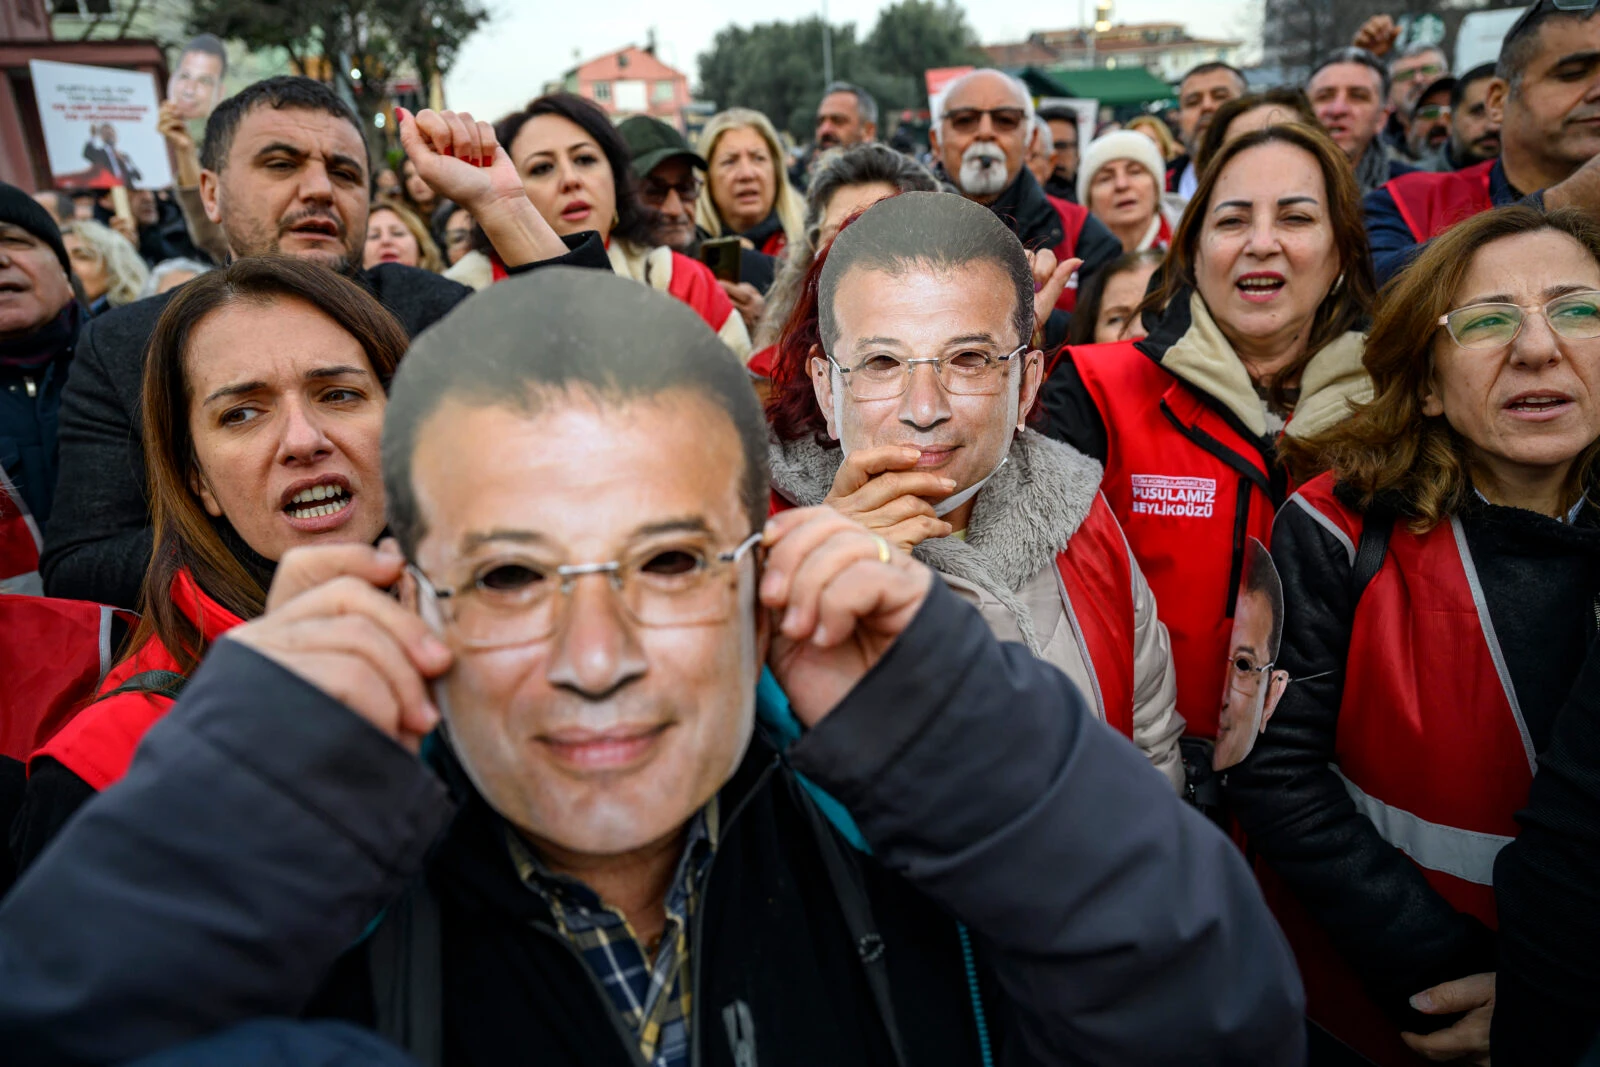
[
  {"x1": 41, "y1": 234, "x2": 607, "y2": 609},
  {"x1": 0, "y1": 639, "x2": 453, "y2": 1065},
  {"x1": 0, "y1": 307, "x2": 80, "y2": 525},
  {"x1": 314, "y1": 578, "x2": 1307, "y2": 1066},
  {"x1": 1494, "y1": 637, "x2": 1600, "y2": 1064},
  {"x1": 1226, "y1": 487, "x2": 1600, "y2": 1033}
]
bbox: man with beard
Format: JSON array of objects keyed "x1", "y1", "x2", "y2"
[
  {"x1": 1443, "y1": 64, "x2": 1503, "y2": 170},
  {"x1": 619, "y1": 116, "x2": 776, "y2": 294},
  {"x1": 814, "y1": 82, "x2": 877, "y2": 156},
  {"x1": 1403, "y1": 75, "x2": 1456, "y2": 170},
  {"x1": 1366, "y1": 0, "x2": 1600, "y2": 282},
  {"x1": 790, "y1": 83, "x2": 879, "y2": 193},
  {"x1": 41, "y1": 76, "x2": 606, "y2": 610},
  {"x1": 929, "y1": 69, "x2": 1119, "y2": 313}
]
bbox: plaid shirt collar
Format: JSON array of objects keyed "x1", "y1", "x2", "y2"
[{"x1": 506, "y1": 800, "x2": 719, "y2": 1067}]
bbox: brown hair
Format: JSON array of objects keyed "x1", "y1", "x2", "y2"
[
  {"x1": 1284, "y1": 205, "x2": 1600, "y2": 528},
  {"x1": 1144, "y1": 123, "x2": 1374, "y2": 410},
  {"x1": 131, "y1": 256, "x2": 409, "y2": 672},
  {"x1": 1194, "y1": 88, "x2": 1317, "y2": 175},
  {"x1": 1126, "y1": 114, "x2": 1180, "y2": 161},
  {"x1": 370, "y1": 197, "x2": 445, "y2": 274}
]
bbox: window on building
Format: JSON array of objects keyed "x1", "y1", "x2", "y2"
[
  {"x1": 652, "y1": 79, "x2": 676, "y2": 104},
  {"x1": 52, "y1": 0, "x2": 115, "y2": 14},
  {"x1": 593, "y1": 81, "x2": 611, "y2": 102},
  {"x1": 614, "y1": 79, "x2": 647, "y2": 112}
]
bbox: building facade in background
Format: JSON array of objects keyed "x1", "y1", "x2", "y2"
[
  {"x1": 563, "y1": 45, "x2": 691, "y2": 129},
  {"x1": 985, "y1": 22, "x2": 1243, "y2": 84}
]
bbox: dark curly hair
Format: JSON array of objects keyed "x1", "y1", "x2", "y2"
[{"x1": 494, "y1": 93, "x2": 654, "y2": 248}]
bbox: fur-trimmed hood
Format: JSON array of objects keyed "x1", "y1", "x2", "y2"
[{"x1": 769, "y1": 429, "x2": 1104, "y2": 651}]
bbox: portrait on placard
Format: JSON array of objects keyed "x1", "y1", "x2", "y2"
[
  {"x1": 166, "y1": 34, "x2": 228, "y2": 122},
  {"x1": 29, "y1": 59, "x2": 173, "y2": 191},
  {"x1": 1213, "y1": 537, "x2": 1289, "y2": 771}
]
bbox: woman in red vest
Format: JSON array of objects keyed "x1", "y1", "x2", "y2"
[
  {"x1": 12, "y1": 257, "x2": 405, "y2": 870},
  {"x1": 441, "y1": 94, "x2": 750, "y2": 361},
  {"x1": 763, "y1": 190, "x2": 1186, "y2": 787},
  {"x1": 1039, "y1": 123, "x2": 1376, "y2": 791},
  {"x1": 1228, "y1": 205, "x2": 1600, "y2": 1066}
]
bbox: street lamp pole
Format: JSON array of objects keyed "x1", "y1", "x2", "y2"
[{"x1": 822, "y1": 0, "x2": 833, "y2": 86}]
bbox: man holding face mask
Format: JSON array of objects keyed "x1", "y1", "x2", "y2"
[
  {"x1": 211, "y1": 267, "x2": 1301, "y2": 1065},
  {"x1": 772, "y1": 192, "x2": 1185, "y2": 790}
]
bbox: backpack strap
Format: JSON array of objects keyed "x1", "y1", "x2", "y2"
[
  {"x1": 798, "y1": 787, "x2": 911, "y2": 1067},
  {"x1": 103, "y1": 669, "x2": 189, "y2": 702},
  {"x1": 366, "y1": 880, "x2": 444, "y2": 1067},
  {"x1": 1350, "y1": 506, "x2": 1395, "y2": 604}
]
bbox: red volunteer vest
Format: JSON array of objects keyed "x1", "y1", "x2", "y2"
[
  {"x1": 1070, "y1": 341, "x2": 1279, "y2": 739},
  {"x1": 767, "y1": 488, "x2": 1138, "y2": 738},
  {"x1": 1296, "y1": 476, "x2": 1531, "y2": 921},
  {"x1": 1270, "y1": 476, "x2": 1536, "y2": 1065},
  {"x1": 34, "y1": 570, "x2": 244, "y2": 791},
  {"x1": 0, "y1": 465, "x2": 42, "y2": 590},
  {"x1": 1384, "y1": 160, "x2": 1496, "y2": 244},
  {"x1": 0, "y1": 595, "x2": 133, "y2": 761},
  {"x1": 1054, "y1": 493, "x2": 1136, "y2": 737},
  {"x1": 1046, "y1": 194, "x2": 1090, "y2": 313}
]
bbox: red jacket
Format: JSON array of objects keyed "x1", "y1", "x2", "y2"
[
  {"x1": 1294, "y1": 478, "x2": 1530, "y2": 927},
  {"x1": 1384, "y1": 160, "x2": 1496, "y2": 244},
  {"x1": 0, "y1": 595, "x2": 133, "y2": 761},
  {"x1": 1046, "y1": 194, "x2": 1090, "y2": 313},
  {"x1": 33, "y1": 570, "x2": 244, "y2": 790},
  {"x1": 1053, "y1": 493, "x2": 1136, "y2": 736},
  {"x1": 0, "y1": 465, "x2": 42, "y2": 592},
  {"x1": 768, "y1": 488, "x2": 1138, "y2": 739},
  {"x1": 1259, "y1": 475, "x2": 1536, "y2": 1065},
  {"x1": 1069, "y1": 341, "x2": 1279, "y2": 739},
  {"x1": 492, "y1": 248, "x2": 740, "y2": 341}
]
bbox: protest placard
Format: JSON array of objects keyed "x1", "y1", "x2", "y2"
[{"x1": 29, "y1": 59, "x2": 173, "y2": 191}]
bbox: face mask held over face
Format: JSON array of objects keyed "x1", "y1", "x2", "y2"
[{"x1": 831, "y1": 354, "x2": 1022, "y2": 517}]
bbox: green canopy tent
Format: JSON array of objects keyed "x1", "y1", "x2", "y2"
[
  {"x1": 1009, "y1": 66, "x2": 1074, "y2": 99},
  {"x1": 1045, "y1": 67, "x2": 1176, "y2": 109}
]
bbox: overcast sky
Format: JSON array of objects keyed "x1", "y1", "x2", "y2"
[{"x1": 445, "y1": 0, "x2": 1260, "y2": 121}]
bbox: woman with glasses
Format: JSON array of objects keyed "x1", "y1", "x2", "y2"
[
  {"x1": 12, "y1": 257, "x2": 407, "y2": 872},
  {"x1": 1227, "y1": 206, "x2": 1600, "y2": 1066},
  {"x1": 695, "y1": 108, "x2": 805, "y2": 258},
  {"x1": 449, "y1": 94, "x2": 750, "y2": 359},
  {"x1": 1040, "y1": 124, "x2": 1375, "y2": 792}
]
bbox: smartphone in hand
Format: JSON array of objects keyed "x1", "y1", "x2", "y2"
[{"x1": 701, "y1": 236, "x2": 743, "y2": 284}]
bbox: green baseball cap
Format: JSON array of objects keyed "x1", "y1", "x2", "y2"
[{"x1": 618, "y1": 115, "x2": 707, "y2": 178}]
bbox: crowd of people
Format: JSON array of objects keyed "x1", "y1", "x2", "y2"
[{"x1": 3, "y1": 2, "x2": 1600, "y2": 1065}]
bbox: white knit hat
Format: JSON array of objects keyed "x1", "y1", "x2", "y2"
[{"x1": 1077, "y1": 130, "x2": 1168, "y2": 207}]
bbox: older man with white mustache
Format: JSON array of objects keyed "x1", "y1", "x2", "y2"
[{"x1": 930, "y1": 69, "x2": 1121, "y2": 317}]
